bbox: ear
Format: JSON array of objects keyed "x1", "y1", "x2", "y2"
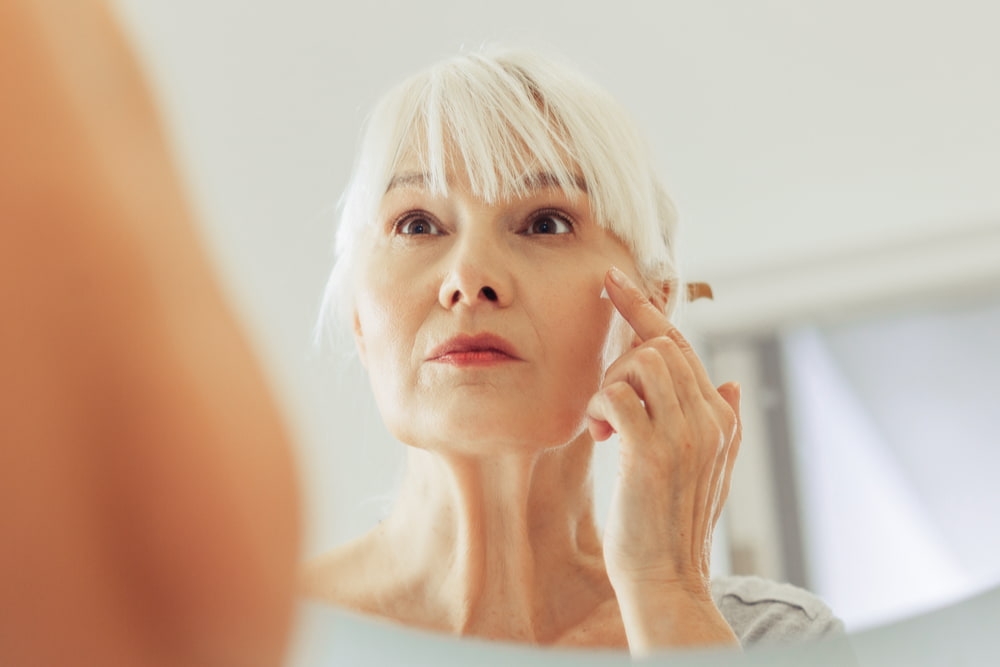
[{"x1": 352, "y1": 311, "x2": 367, "y2": 368}]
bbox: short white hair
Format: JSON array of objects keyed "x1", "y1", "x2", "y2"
[{"x1": 318, "y1": 46, "x2": 682, "y2": 344}]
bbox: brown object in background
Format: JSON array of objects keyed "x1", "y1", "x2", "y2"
[{"x1": 687, "y1": 282, "x2": 715, "y2": 302}]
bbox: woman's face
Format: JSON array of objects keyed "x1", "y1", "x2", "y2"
[{"x1": 353, "y1": 156, "x2": 641, "y2": 456}]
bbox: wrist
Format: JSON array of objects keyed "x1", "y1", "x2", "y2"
[
  {"x1": 609, "y1": 566, "x2": 713, "y2": 606},
  {"x1": 612, "y1": 579, "x2": 740, "y2": 656}
]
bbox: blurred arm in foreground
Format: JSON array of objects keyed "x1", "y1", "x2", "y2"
[{"x1": 0, "y1": 1, "x2": 300, "y2": 665}]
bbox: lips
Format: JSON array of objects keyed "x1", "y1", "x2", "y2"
[{"x1": 427, "y1": 333, "x2": 521, "y2": 362}]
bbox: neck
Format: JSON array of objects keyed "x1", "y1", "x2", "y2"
[{"x1": 377, "y1": 433, "x2": 611, "y2": 642}]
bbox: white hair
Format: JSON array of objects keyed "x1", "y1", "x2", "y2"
[{"x1": 317, "y1": 47, "x2": 682, "y2": 346}]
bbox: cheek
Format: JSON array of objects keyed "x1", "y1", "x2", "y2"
[
  {"x1": 356, "y1": 250, "x2": 427, "y2": 344},
  {"x1": 522, "y1": 297, "x2": 613, "y2": 444},
  {"x1": 354, "y1": 275, "x2": 417, "y2": 391},
  {"x1": 544, "y1": 286, "x2": 616, "y2": 389},
  {"x1": 354, "y1": 294, "x2": 427, "y2": 445}
]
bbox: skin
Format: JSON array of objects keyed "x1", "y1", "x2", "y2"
[
  {"x1": 303, "y1": 158, "x2": 743, "y2": 654},
  {"x1": 0, "y1": 1, "x2": 300, "y2": 665}
]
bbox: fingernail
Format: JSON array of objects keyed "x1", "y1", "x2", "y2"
[
  {"x1": 599, "y1": 286, "x2": 610, "y2": 300},
  {"x1": 608, "y1": 265, "x2": 627, "y2": 287}
]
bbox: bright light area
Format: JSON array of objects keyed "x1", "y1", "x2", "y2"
[{"x1": 781, "y1": 297, "x2": 1000, "y2": 630}]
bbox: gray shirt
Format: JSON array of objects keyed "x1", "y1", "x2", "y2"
[{"x1": 712, "y1": 575, "x2": 846, "y2": 646}]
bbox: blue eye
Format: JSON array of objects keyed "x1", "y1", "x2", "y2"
[
  {"x1": 396, "y1": 214, "x2": 442, "y2": 235},
  {"x1": 525, "y1": 212, "x2": 573, "y2": 235}
]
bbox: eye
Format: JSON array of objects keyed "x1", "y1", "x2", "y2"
[
  {"x1": 523, "y1": 210, "x2": 574, "y2": 235},
  {"x1": 395, "y1": 212, "x2": 442, "y2": 236}
]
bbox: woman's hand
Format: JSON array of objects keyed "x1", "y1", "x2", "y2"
[{"x1": 586, "y1": 266, "x2": 742, "y2": 653}]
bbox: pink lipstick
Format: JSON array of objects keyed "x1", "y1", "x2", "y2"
[{"x1": 427, "y1": 333, "x2": 522, "y2": 367}]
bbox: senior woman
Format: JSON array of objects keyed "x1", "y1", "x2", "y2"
[{"x1": 303, "y1": 48, "x2": 843, "y2": 654}]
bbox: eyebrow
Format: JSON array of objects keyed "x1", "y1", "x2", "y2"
[{"x1": 385, "y1": 171, "x2": 588, "y2": 194}]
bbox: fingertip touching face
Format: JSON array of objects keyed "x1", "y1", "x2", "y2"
[{"x1": 352, "y1": 149, "x2": 642, "y2": 456}]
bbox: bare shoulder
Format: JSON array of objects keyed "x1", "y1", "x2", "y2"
[{"x1": 300, "y1": 530, "x2": 389, "y2": 610}]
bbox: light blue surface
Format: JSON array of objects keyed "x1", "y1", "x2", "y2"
[{"x1": 288, "y1": 582, "x2": 1000, "y2": 666}]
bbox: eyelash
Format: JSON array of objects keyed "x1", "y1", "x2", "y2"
[
  {"x1": 393, "y1": 211, "x2": 442, "y2": 236},
  {"x1": 390, "y1": 208, "x2": 576, "y2": 236},
  {"x1": 522, "y1": 209, "x2": 575, "y2": 235}
]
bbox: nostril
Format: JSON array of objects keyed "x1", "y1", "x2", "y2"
[{"x1": 481, "y1": 286, "x2": 498, "y2": 302}]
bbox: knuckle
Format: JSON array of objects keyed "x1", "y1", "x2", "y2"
[
  {"x1": 601, "y1": 365, "x2": 623, "y2": 387},
  {"x1": 628, "y1": 291, "x2": 650, "y2": 313},
  {"x1": 605, "y1": 381, "x2": 634, "y2": 402},
  {"x1": 636, "y1": 346, "x2": 663, "y2": 367},
  {"x1": 603, "y1": 352, "x2": 628, "y2": 377},
  {"x1": 696, "y1": 416, "x2": 726, "y2": 449},
  {"x1": 648, "y1": 335, "x2": 675, "y2": 352},
  {"x1": 671, "y1": 334, "x2": 693, "y2": 353},
  {"x1": 719, "y1": 408, "x2": 738, "y2": 440}
]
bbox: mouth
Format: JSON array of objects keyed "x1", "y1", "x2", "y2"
[{"x1": 427, "y1": 333, "x2": 522, "y2": 365}]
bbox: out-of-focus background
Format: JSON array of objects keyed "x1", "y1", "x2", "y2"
[{"x1": 113, "y1": 0, "x2": 1000, "y2": 633}]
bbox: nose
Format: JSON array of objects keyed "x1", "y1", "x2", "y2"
[{"x1": 437, "y1": 232, "x2": 513, "y2": 309}]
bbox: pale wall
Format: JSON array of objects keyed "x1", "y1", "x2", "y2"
[{"x1": 111, "y1": 0, "x2": 1000, "y2": 554}]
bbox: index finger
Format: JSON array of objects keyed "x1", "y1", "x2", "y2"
[
  {"x1": 605, "y1": 266, "x2": 721, "y2": 398},
  {"x1": 605, "y1": 266, "x2": 675, "y2": 343}
]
